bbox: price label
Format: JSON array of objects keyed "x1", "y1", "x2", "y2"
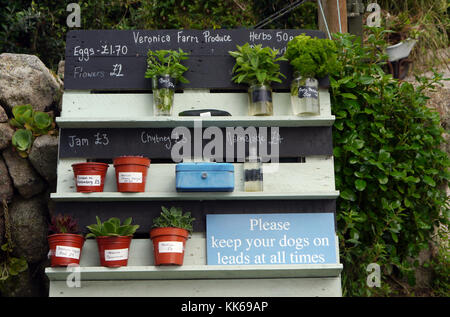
[
  {"x1": 55, "y1": 245, "x2": 81, "y2": 259},
  {"x1": 105, "y1": 248, "x2": 129, "y2": 261},
  {"x1": 158, "y1": 241, "x2": 184, "y2": 253},
  {"x1": 77, "y1": 175, "x2": 102, "y2": 186},
  {"x1": 118, "y1": 172, "x2": 143, "y2": 184}
]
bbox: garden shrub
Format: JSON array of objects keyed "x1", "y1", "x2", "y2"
[{"x1": 330, "y1": 28, "x2": 449, "y2": 296}]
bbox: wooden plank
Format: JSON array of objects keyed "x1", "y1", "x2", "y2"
[
  {"x1": 48, "y1": 277, "x2": 342, "y2": 297},
  {"x1": 46, "y1": 264, "x2": 343, "y2": 281},
  {"x1": 60, "y1": 90, "x2": 332, "y2": 118},
  {"x1": 56, "y1": 160, "x2": 337, "y2": 194},
  {"x1": 57, "y1": 127, "x2": 333, "y2": 159},
  {"x1": 52, "y1": 199, "x2": 336, "y2": 234},
  {"x1": 64, "y1": 29, "x2": 329, "y2": 90}
]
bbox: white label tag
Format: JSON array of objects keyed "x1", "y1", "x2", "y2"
[
  {"x1": 200, "y1": 112, "x2": 211, "y2": 117},
  {"x1": 158, "y1": 241, "x2": 184, "y2": 253},
  {"x1": 104, "y1": 248, "x2": 128, "y2": 261},
  {"x1": 118, "y1": 172, "x2": 143, "y2": 184},
  {"x1": 77, "y1": 175, "x2": 101, "y2": 186},
  {"x1": 55, "y1": 245, "x2": 81, "y2": 259}
]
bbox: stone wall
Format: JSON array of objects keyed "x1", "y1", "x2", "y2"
[{"x1": 0, "y1": 53, "x2": 63, "y2": 297}]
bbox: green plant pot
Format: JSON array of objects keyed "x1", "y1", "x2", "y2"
[{"x1": 290, "y1": 76, "x2": 320, "y2": 116}]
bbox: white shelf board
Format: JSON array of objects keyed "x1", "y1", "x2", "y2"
[
  {"x1": 45, "y1": 263, "x2": 343, "y2": 281},
  {"x1": 55, "y1": 115, "x2": 335, "y2": 128},
  {"x1": 50, "y1": 191, "x2": 340, "y2": 201}
]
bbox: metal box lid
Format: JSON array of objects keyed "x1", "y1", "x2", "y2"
[{"x1": 176, "y1": 162, "x2": 234, "y2": 172}]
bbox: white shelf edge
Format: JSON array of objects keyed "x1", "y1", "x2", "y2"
[
  {"x1": 45, "y1": 263, "x2": 343, "y2": 281},
  {"x1": 50, "y1": 191, "x2": 340, "y2": 201},
  {"x1": 55, "y1": 116, "x2": 336, "y2": 128}
]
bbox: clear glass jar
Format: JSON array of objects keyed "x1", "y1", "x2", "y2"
[
  {"x1": 152, "y1": 75, "x2": 175, "y2": 116},
  {"x1": 248, "y1": 84, "x2": 273, "y2": 116},
  {"x1": 244, "y1": 147, "x2": 263, "y2": 192},
  {"x1": 290, "y1": 75, "x2": 320, "y2": 116}
]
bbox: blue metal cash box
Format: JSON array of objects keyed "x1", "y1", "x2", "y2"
[{"x1": 176, "y1": 162, "x2": 235, "y2": 192}]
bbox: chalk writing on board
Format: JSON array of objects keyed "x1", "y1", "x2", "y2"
[
  {"x1": 68, "y1": 133, "x2": 110, "y2": 147},
  {"x1": 110, "y1": 64, "x2": 124, "y2": 77},
  {"x1": 94, "y1": 133, "x2": 109, "y2": 146},
  {"x1": 140, "y1": 131, "x2": 173, "y2": 150}
]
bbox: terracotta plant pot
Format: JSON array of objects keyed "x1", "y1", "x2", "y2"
[
  {"x1": 150, "y1": 227, "x2": 189, "y2": 266},
  {"x1": 96, "y1": 236, "x2": 132, "y2": 267},
  {"x1": 48, "y1": 233, "x2": 85, "y2": 267},
  {"x1": 113, "y1": 156, "x2": 151, "y2": 192},
  {"x1": 72, "y1": 162, "x2": 109, "y2": 193}
]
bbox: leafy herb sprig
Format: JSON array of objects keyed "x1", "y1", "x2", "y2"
[
  {"x1": 285, "y1": 34, "x2": 339, "y2": 79},
  {"x1": 145, "y1": 49, "x2": 190, "y2": 84},
  {"x1": 229, "y1": 43, "x2": 287, "y2": 86}
]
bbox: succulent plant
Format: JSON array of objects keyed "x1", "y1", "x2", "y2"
[
  {"x1": 152, "y1": 206, "x2": 195, "y2": 234},
  {"x1": 9, "y1": 104, "x2": 56, "y2": 156},
  {"x1": 48, "y1": 214, "x2": 80, "y2": 235},
  {"x1": 11, "y1": 129, "x2": 33, "y2": 158},
  {"x1": 86, "y1": 216, "x2": 140, "y2": 238}
]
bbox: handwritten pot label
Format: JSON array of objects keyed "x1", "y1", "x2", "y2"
[
  {"x1": 77, "y1": 175, "x2": 102, "y2": 186},
  {"x1": 251, "y1": 89, "x2": 272, "y2": 103},
  {"x1": 158, "y1": 241, "x2": 184, "y2": 253},
  {"x1": 104, "y1": 248, "x2": 129, "y2": 261},
  {"x1": 298, "y1": 86, "x2": 318, "y2": 99},
  {"x1": 55, "y1": 245, "x2": 81, "y2": 259},
  {"x1": 157, "y1": 75, "x2": 175, "y2": 89},
  {"x1": 118, "y1": 172, "x2": 143, "y2": 183}
]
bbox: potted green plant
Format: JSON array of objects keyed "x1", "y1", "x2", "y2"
[
  {"x1": 150, "y1": 206, "x2": 195, "y2": 266},
  {"x1": 48, "y1": 214, "x2": 85, "y2": 267},
  {"x1": 145, "y1": 49, "x2": 190, "y2": 116},
  {"x1": 86, "y1": 216, "x2": 140, "y2": 267},
  {"x1": 383, "y1": 12, "x2": 420, "y2": 62},
  {"x1": 285, "y1": 34, "x2": 338, "y2": 116},
  {"x1": 229, "y1": 43, "x2": 287, "y2": 116}
]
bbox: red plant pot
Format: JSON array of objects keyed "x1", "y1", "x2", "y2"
[
  {"x1": 150, "y1": 227, "x2": 189, "y2": 266},
  {"x1": 113, "y1": 156, "x2": 151, "y2": 192},
  {"x1": 96, "y1": 236, "x2": 132, "y2": 267},
  {"x1": 72, "y1": 162, "x2": 109, "y2": 193},
  {"x1": 48, "y1": 233, "x2": 85, "y2": 267}
]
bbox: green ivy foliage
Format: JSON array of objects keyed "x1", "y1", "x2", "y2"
[{"x1": 330, "y1": 29, "x2": 450, "y2": 296}]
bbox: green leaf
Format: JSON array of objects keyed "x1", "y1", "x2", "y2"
[
  {"x1": 341, "y1": 93, "x2": 358, "y2": 100},
  {"x1": 341, "y1": 189, "x2": 357, "y2": 201},
  {"x1": 423, "y1": 176, "x2": 436, "y2": 187},
  {"x1": 355, "y1": 179, "x2": 367, "y2": 191}
]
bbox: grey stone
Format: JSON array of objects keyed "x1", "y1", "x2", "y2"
[
  {"x1": 8, "y1": 195, "x2": 48, "y2": 264},
  {"x1": 0, "y1": 122, "x2": 14, "y2": 150},
  {"x1": 0, "y1": 53, "x2": 63, "y2": 113},
  {"x1": 2, "y1": 146, "x2": 46, "y2": 199},
  {"x1": 57, "y1": 60, "x2": 65, "y2": 81},
  {"x1": 28, "y1": 134, "x2": 58, "y2": 183},
  {"x1": 0, "y1": 266, "x2": 46, "y2": 297},
  {"x1": 0, "y1": 156, "x2": 13, "y2": 203},
  {"x1": 0, "y1": 106, "x2": 8, "y2": 123}
]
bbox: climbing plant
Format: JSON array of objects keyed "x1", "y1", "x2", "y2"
[{"x1": 330, "y1": 28, "x2": 449, "y2": 296}]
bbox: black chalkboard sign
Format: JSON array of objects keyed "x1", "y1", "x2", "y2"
[
  {"x1": 58, "y1": 127, "x2": 333, "y2": 160},
  {"x1": 64, "y1": 29, "x2": 328, "y2": 90}
]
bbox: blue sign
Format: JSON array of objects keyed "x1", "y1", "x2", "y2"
[{"x1": 206, "y1": 213, "x2": 337, "y2": 265}]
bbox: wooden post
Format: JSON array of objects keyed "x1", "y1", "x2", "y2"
[{"x1": 318, "y1": 0, "x2": 348, "y2": 36}]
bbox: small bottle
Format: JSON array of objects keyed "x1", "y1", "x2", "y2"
[{"x1": 244, "y1": 146, "x2": 263, "y2": 192}]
